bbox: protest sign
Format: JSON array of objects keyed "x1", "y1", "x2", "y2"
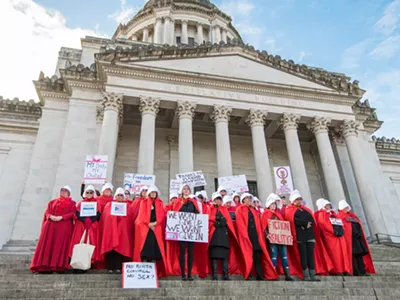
[
  {"x1": 122, "y1": 262, "x2": 158, "y2": 289},
  {"x1": 165, "y1": 211, "x2": 208, "y2": 243},
  {"x1": 111, "y1": 202, "x2": 127, "y2": 216},
  {"x1": 273, "y1": 166, "x2": 294, "y2": 195},
  {"x1": 123, "y1": 173, "x2": 135, "y2": 192},
  {"x1": 176, "y1": 171, "x2": 206, "y2": 188},
  {"x1": 169, "y1": 179, "x2": 181, "y2": 198},
  {"x1": 330, "y1": 218, "x2": 344, "y2": 226},
  {"x1": 267, "y1": 220, "x2": 293, "y2": 245},
  {"x1": 218, "y1": 175, "x2": 249, "y2": 194},
  {"x1": 83, "y1": 155, "x2": 108, "y2": 184},
  {"x1": 123, "y1": 174, "x2": 155, "y2": 194},
  {"x1": 80, "y1": 202, "x2": 97, "y2": 217}
]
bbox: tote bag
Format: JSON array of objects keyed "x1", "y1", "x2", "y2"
[{"x1": 70, "y1": 230, "x2": 95, "y2": 270}]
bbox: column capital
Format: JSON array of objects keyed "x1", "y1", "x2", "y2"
[
  {"x1": 280, "y1": 113, "x2": 300, "y2": 131},
  {"x1": 340, "y1": 120, "x2": 360, "y2": 138},
  {"x1": 182, "y1": 20, "x2": 188, "y2": 24},
  {"x1": 210, "y1": 105, "x2": 232, "y2": 123},
  {"x1": 246, "y1": 109, "x2": 267, "y2": 127},
  {"x1": 307, "y1": 116, "x2": 331, "y2": 135},
  {"x1": 96, "y1": 103, "x2": 104, "y2": 124},
  {"x1": 330, "y1": 130, "x2": 346, "y2": 145},
  {"x1": 176, "y1": 100, "x2": 196, "y2": 120},
  {"x1": 139, "y1": 96, "x2": 160, "y2": 116},
  {"x1": 102, "y1": 92, "x2": 123, "y2": 113}
]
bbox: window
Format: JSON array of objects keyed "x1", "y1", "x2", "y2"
[
  {"x1": 188, "y1": 37, "x2": 195, "y2": 47},
  {"x1": 194, "y1": 186, "x2": 204, "y2": 193},
  {"x1": 176, "y1": 36, "x2": 181, "y2": 44}
]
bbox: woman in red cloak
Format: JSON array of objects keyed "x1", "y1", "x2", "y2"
[
  {"x1": 285, "y1": 190, "x2": 334, "y2": 281},
  {"x1": 338, "y1": 200, "x2": 375, "y2": 276},
  {"x1": 131, "y1": 186, "x2": 149, "y2": 221},
  {"x1": 166, "y1": 184, "x2": 200, "y2": 281},
  {"x1": 235, "y1": 193, "x2": 278, "y2": 280},
  {"x1": 96, "y1": 183, "x2": 114, "y2": 213},
  {"x1": 232, "y1": 193, "x2": 241, "y2": 208},
  {"x1": 317, "y1": 199, "x2": 351, "y2": 275},
  {"x1": 261, "y1": 193, "x2": 294, "y2": 281},
  {"x1": 100, "y1": 187, "x2": 134, "y2": 273},
  {"x1": 222, "y1": 195, "x2": 237, "y2": 221},
  {"x1": 69, "y1": 185, "x2": 101, "y2": 270},
  {"x1": 133, "y1": 186, "x2": 169, "y2": 277},
  {"x1": 30, "y1": 186, "x2": 76, "y2": 273},
  {"x1": 165, "y1": 192, "x2": 178, "y2": 213}
]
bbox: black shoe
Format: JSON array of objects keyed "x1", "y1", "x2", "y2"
[
  {"x1": 256, "y1": 275, "x2": 266, "y2": 281},
  {"x1": 302, "y1": 269, "x2": 311, "y2": 281},
  {"x1": 246, "y1": 274, "x2": 254, "y2": 281},
  {"x1": 309, "y1": 269, "x2": 320, "y2": 282},
  {"x1": 182, "y1": 275, "x2": 187, "y2": 281},
  {"x1": 187, "y1": 276, "x2": 194, "y2": 281},
  {"x1": 284, "y1": 267, "x2": 294, "y2": 281}
]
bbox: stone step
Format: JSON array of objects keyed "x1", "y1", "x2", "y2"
[{"x1": 0, "y1": 297, "x2": 381, "y2": 300}]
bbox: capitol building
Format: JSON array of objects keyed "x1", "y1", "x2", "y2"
[{"x1": 0, "y1": 0, "x2": 399, "y2": 248}]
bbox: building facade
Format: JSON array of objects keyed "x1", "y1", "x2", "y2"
[{"x1": 1, "y1": 0, "x2": 400, "y2": 248}]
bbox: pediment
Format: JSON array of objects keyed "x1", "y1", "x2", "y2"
[{"x1": 132, "y1": 55, "x2": 335, "y2": 91}]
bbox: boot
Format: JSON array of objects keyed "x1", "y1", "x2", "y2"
[
  {"x1": 284, "y1": 267, "x2": 294, "y2": 281},
  {"x1": 222, "y1": 259, "x2": 231, "y2": 281},
  {"x1": 309, "y1": 269, "x2": 320, "y2": 282},
  {"x1": 302, "y1": 269, "x2": 311, "y2": 281},
  {"x1": 211, "y1": 259, "x2": 218, "y2": 280}
]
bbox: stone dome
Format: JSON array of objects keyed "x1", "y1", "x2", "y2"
[{"x1": 144, "y1": 0, "x2": 215, "y2": 9}]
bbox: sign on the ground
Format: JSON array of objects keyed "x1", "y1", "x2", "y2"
[
  {"x1": 165, "y1": 211, "x2": 209, "y2": 243},
  {"x1": 83, "y1": 155, "x2": 108, "y2": 184},
  {"x1": 267, "y1": 220, "x2": 293, "y2": 245},
  {"x1": 122, "y1": 262, "x2": 158, "y2": 289}
]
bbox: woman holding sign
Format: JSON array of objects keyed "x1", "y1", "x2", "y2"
[
  {"x1": 133, "y1": 185, "x2": 169, "y2": 277},
  {"x1": 69, "y1": 185, "x2": 101, "y2": 269},
  {"x1": 101, "y1": 187, "x2": 134, "y2": 274},
  {"x1": 235, "y1": 193, "x2": 278, "y2": 281},
  {"x1": 30, "y1": 186, "x2": 76, "y2": 273}
]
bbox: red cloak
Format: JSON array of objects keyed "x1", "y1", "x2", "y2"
[
  {"x1": 133, "y1": 197, "x2": 169, "y2": 277},
  {"x1": 131, "y1": 197, "x2": 146, "y2": 222},
  {"x1": 193, "y1": 201, "x2": 210, "y2": 278},
  {"x1": 68, "y1": 198, "x2": 101, "y2": 267},
  {"x1": 30, "y1": 197, "x2": 76, "y2": 273},
  {"x1": 317, "y1": 210, "x2": 351, "y2": 274},
  {"x1": 337, "y1": 210, "x2": 376, "y2": 274},
  {"x1": 284, "y1": 204, "x2": 334, "y2": 278},
  {"x1": 235, "y1": 205, "x2": 278, "y2": 280},
  {"x1": 96, "y1": 195, "x2": 113, "y2": 213},
  {"x1": 208, "y1": 205, "x2": 244, "y2": 275},
  {"x1": 100, "y1": 200, "x2": 134, "y2": 259}
]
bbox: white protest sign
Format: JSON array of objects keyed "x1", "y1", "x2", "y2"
[
  {"x1": 130, "y1": 174, "x2": 155, "y2": 194},
  {"x1": 176, "y1": 171, "x2": 206, "y2": 188},
  {"x1": 83, "y1": 155, "x2": 108, "y2": 184},
  {"x1": 169, "y1": 179, "x2": 181, "y2": 198},
  {"x1": 80, "y1": 202, "x2": 97, "y2": 217},
  {"x1": 122, "y1": 262, "x2": 158, "y2": 289},
  {"x1": 274, "y1": 166, "x2": 294, "y2": 195},
  {"x1": 111, "y1": 202, "x2": 127, "y2": 216},
  {"x1": 123, "y1": 173, "x2": 135, "y2": 192},
  {"x1": 218, "y1": 175, "x2": 249, "y2": 194},
  {"x1": 165, "y1": 211, "x2": 209, "y2": 243},
  {"x1": 330, "y1": 218, "x2": 344, "y2": 226}
]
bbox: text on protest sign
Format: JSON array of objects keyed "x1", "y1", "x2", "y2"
[
  {"x1": 80, "y1": 202, "x2": 97, "y2": 217},
  {"x1": 169, "y1": 179, "x2": 181, "y2": 198},
  {"x1": 218, "y1": 175, "x2": 249, "y2": 194},
  {"x1": 273, "y1": 166, "x2": 294, "y2": 195},
  {"x1": 166, "y1": 211, "x2": 209, "y2": 243},
  {"x1": 267, "y1": 220, "x2": 293, "y2": 246},
  {"x1": 122, "y1": 262, "x2": 158, "y2": 289},
  {"x1": 111, "y1": 202, "x2": 127, "y2": 217},
  {"x1": 123, "y1": 173, "x2": 155, "y2": 194},
  {"x1": 176, "y1": 171, "x2": 206, "y2": 188},
  {"x1": 330, "y1": 218, "x2": 344, "y2": 226},
  {"x1": 83, "y1": 155, "x2": 108, "y2": 184}
]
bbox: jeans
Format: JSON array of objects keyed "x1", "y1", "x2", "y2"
[{"x1": 269, "y1": 244, "x2": 289, "y2": 268}]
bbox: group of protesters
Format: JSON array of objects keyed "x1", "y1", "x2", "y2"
[{"x1": 30, "y1": 182, "x2": 375, "y2": 281}]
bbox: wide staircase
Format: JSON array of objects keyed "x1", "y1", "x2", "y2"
[{"x1": 1, "y1": 240, "x2": 400, "y2": 299}]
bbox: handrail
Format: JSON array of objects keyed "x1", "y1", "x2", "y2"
[{"x1": 375, "y1": 233, "x2": 400, "y2": 245}]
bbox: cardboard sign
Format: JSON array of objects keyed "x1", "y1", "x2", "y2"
[
  {"x1": 274, "y1": 166, "x2": 294, "y2": 195},
  {"x1": 165, "y1": 211, "x2": 209, "y2": 243},
  {"x1": 176, "y1": 171, "x2": 206, "y2": 188},
  {"x1": 122, "y1": 262, "x2": 158, "y2": 289},
  {"x1": 83, "y1": 155, "x2": 108, "y2": 184},
  {"x1": 80, "y1": 202, "x2": 97, "y2": 217},
  {"x1": 218, "y1": 175, "x2": 249, "y2": 194},
  {"x1": 330, "y1": 218, "x2": 344, "y2": 226},
  {"x1": 169, "y1": 179, "x2": 181, "y2": 198},
  {"x1": 123, "y1": 173, "x2": 155, "y2": 194},
  {"x1": 267, "y1": 220, "x2": 293, "y2": 245},
  {"x1": 111, "y1": 202, "x2": 127, "y2": 216}
]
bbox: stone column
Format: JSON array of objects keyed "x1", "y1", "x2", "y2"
[
  {"x1": 98, "y1": 92, "x2": 123, "y2": 181},
  {"x1": 308, "y1": 117, "x2": 346, "y2": 207},
  {"x1": 169, "y1": 19, "x2": 175, "y2": 45},
  {"x1": 341, "y1": 120, "x2": 387, "y2": 237},
  {"x1": 246, "y1": 109, "x2": 273, "y2": 202},
  {"x1": 142, "y1": 27, "x2": 149, "y2": 42},
  {"x1": 181, "y1": 20, "x2": 188, "y2": 44},
  {"x1": 176, "y1": 101, "x2": 196, "y2": 173},
  {"x1": 154, "y1": 17, "x2": 162, "y2": 44},
  {"x1": 221, "y1": 29, "x2": 227, "y2": 43},
  {"x1": 137, "y1": 97, "x2": 160, "y2": 175},
  {"x1": 196, "y1": 23, "x2": 204, "y2": 44},
  {"x1": 280, "y1": 113, "x2": 314, "y2": 209},
  {"x1": 131, "y1": 35, "x2": 138, "y2": 41},
  {"x1": 163, "y1": 17, "x2": 171, "y2": 44},
  {"x1": 214, "y1": 25, "x2": 221, "y2": 43}
]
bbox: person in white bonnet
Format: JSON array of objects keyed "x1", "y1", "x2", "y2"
[
  {"x1": 217, "y1": 186, "x2": 228, "y2": 197},
  {"x1": 195, "y1": 191, "x2": 209, "y2": 214},
  {"x1": 232, "y1": 193, "x2": 241, "y2": 207},
  {"x1": 132, "y1": 186, "x2": 149, "y2": 221},
  {"x1": 97, "y1": 182, "x2": 114, "y2": 213}
]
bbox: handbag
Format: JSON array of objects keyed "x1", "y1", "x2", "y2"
[{"x1": 70, "y1": 230, "x2": 95, "y2": 270}]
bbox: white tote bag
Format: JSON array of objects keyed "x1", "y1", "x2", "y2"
[{"x1": 70, "y1": 230, "x2": 95, "y2": 270}]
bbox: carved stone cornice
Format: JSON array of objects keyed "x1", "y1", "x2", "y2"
[
  {"x1": 373, "y1": 136, "x2": 400, "y2": 150},
  {"x1": 245, "y1": 109, "x2": 267, "y2": 128},
  {"x1": 210, "y1": 105, "x2": 232, "y2": 123},
  {"x1": 102, "y1": 92, "x2": 123, "y2": 113},
  {"x1": 0, "y1": 96, "x2": 42, "y2": 121},
  {"x1": 307, "y1": 116, "x2": 331, "y2": 135},
  {"x1": 139, "y1": 96, "x2": 160, "y2": 116},
  {"x1": 340, "y1": 120, "x2": 360, "y2": 138},
  {"x1": 176, "y1": 101, "x2": 196, "y2": 120},
  {"x1": 280, "y1": 113, "x2": 299, "y2": 131}
]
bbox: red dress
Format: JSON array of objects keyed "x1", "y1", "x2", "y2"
[
  {"x1": 96, "y1": 195, "x2": 113, "y2": 213},
  {"x1": 133, "y1": 197, "x2": 169, "y2": 277},
  {"x1": 100, "y1": 200, "x2": 134, "y2": 259},
  {"x1": 68, "y1": 198, "x2": 101, "y2": 267},
  {"x1": 285, "y1": 204, "x2": 334, "y2": 279},
  {"x1": 30, "y1": 197, "x2": 76, "y2": 273},
  {"x1": 235, "y1": 205, "x2": 278, "y2": 280}
]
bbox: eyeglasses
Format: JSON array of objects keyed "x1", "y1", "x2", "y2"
[
  {"x1": 124, "y1": 193, "x2": 130, "y2": 195},
  {"x1": 86, "y1": 191, "x2": 94, "y2": 195}
]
